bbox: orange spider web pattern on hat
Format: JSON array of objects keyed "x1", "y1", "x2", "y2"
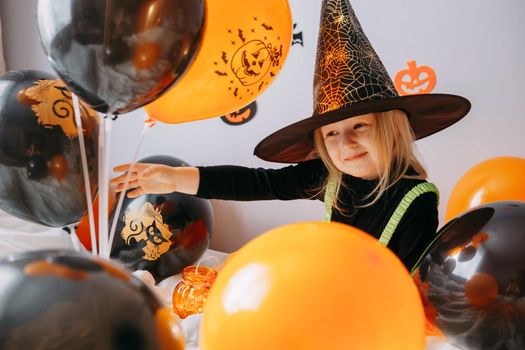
[{"x1": 313, "y1": 0, "x2": 398, "y2": 115}]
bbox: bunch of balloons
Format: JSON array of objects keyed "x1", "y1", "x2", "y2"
[
  {"x1": 37, "y1": 0, "x2": 293, "y2": 121},
  {"x1": 37, "y1": 0, "x2": 206, "y2": 115}
]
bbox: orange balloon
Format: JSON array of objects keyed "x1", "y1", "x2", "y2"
[
  {"x1": 137, "y1": 0, "x2": 166, "y2": 33},
  {"x1": 464, "y1": 273, "x2": 499, "y2": 307},
  {"x1": 200, "y1": 222, "x2": 425, "y2": 350},
  {"x1": 134, "y1": 42, "x2": 162, "y2": 70},
  {"x1": 144, "y1": 0, "x2": 292, "y2": 124},
  {"x1": 445, "y1": 156, "x2": 525, "y2": 222},
  {"x1": 50, "y1": 154, "x2": 68, "y2": 181},
  {"x1": 76, "y1": 192, "x2": 116, "y2": 252}
]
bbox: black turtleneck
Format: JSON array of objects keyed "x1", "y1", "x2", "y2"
[{"x1": 196, "y1": 158, "x2": 438, "y2": 271}]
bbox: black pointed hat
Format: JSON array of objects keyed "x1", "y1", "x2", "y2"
[{"x1": 254, "y1": 0, "x2": 470, "y2": 163}]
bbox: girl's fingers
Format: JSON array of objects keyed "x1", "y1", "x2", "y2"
[
  {"x1": 113, "y1": 163, "x2": 131, "y2": 172},
  {"x1": 110, "y1": 172, "x2": 138, "y2": 185},
  {"x1": 113, "y1": 162, "x2": 148, "y2": 173},
  {"x1": 127, "y1": 187, "x2": 145, "y2": 198},
  {"x1": 114, "y1": 180, "x2": 139, "y2": 192}
]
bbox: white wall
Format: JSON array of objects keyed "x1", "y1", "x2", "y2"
[{"x1": 1, "y1": 0, "x2": 524, "y2": 252}]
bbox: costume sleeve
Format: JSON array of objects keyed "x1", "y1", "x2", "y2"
[
  {"x1": 389, "y1": 191, "x2": 439, "y2": 272},
  {"x1": 196, "y1": 159, "x2": 326, "y2": 201}
]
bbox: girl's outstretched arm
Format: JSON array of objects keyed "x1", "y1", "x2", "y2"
[{"x1": 111, "y1": 163, "x2": 199, "y2": 198}]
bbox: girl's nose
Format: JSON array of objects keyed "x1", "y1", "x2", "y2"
[{"x1": 343, "y1": 136, "x2": 358, "y2": 149}]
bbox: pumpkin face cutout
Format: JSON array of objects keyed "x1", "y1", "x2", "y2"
[
  {"x1": 221, "y1": 101, "x2": 257, "y2": 125},
  {"x1": 394, "y1": 61, "x2": 436, "y2": 96}
]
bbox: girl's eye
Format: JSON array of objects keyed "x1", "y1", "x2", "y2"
[
  {"x1": 354, "y1": 123, "x2": 367, "y2": 130},
  {"x1": 325, "y1": 130, "x2": 338, "y2": 138}
]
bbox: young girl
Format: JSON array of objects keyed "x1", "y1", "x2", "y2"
[{"x1": 111, "y1": 0, "x2": 470, "y2": 272}]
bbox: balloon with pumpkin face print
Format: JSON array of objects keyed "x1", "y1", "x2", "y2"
[{"x1": 144, "y1": 0, "x2": 292, "y2": 124}]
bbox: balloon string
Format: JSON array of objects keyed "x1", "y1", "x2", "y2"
[
  {"x1": 195, "y1": 255, "x2": 220, "y2": 276},
  {"x1": 106, "y1": 114, "x2": 152, "y2": 258},
  {"x1": 72, "y1": 94, "x2": 98, "y2": 256},
  {"x1": 98, "y1": 117, "x2": 112, "y2": 258},
  {"x1": 102, "y1": 0, "x2": 113, "y2": 63},
  {"x1": 69, "y1": 227, "x2": 82, "y2": 253}
]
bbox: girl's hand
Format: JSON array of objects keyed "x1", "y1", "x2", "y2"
[{"x1": 111, "y1": 163, "x2": 199, "y2": 198}]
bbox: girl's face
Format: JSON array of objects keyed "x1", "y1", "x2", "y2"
[{"x1": 320, "y1": 114, "x2": 379, "y2": 179}]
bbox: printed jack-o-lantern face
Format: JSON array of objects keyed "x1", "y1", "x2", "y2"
[
  {"x1": 222, "y1": 25, "x2": 283, "y2": 98},
  {"x1": 394, "y1": 61, "x2": 436, "y2": 96},
  {"x1": 233, "y1": 41, "x2": 272, "y2": 86},
  {"x1": 143, "y1": 0, "x2": 292, "y2": 124},
  {"x1": 221, "y1": 101, "x2": 257, "y2": 125},
  {"x1": 121, "y1": 202, "x2": 173, "y2": 261}
]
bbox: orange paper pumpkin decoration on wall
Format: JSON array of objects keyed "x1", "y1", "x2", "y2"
[
  {"x1": 394, "y1": 60, "x2": 436, "y2": 96},
  {"x1": 144, "y1": 0, "x2": 292, "y2": 124},
  {"x1": 220, "y1": 101, "x2": 257, "y2": 125},
  {"x1": 445, "y1": 156, "x2": 525, "y2": 222}
]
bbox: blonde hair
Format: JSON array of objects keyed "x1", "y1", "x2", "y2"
[{"x1": 313, "y1": 109, "x2": 427, "y2": 213}]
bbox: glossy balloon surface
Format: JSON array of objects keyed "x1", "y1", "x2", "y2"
[
  {"x1": 416, "y1": 201, "x2": 525, "y2": 350},
  {"x1": 445, "y1": 157, "x2": 525, "y2": 222},
  {"x1": 0, "y1": 250, "x2": 184, "y2": 349},
  {"x1": 110, "y1": 156, "x2": 213, "y2": 282},
  {"x1": 145, "y1": 0, "x2": 292, "y2": 124},
  {"x1": 37, "y1": 0, "x2": 205, "y2": 115},
  {"x1": 0, "y1": 70, "x2": 99, "y2": 227},
  {"x1": 201, "y1": 222, "x2": 425, "y2": 350}
]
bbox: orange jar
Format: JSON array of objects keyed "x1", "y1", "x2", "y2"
[{"x1": 172, "y1": 265, "x2": 217, "y2": 319}]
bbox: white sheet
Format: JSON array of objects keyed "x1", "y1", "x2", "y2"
[{"x1": 0, "y1": 208, "x2": 76, "y2": 258}]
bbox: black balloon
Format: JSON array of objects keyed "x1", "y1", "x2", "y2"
[
  {"x1": 110, "y1": 156, "x2": 213, "y2": 282},
  {"x1": 37, "y1": 0, "x2": 205, "y2": 115},
  {"x1": 0, "y1": 70, "x2": 99, "y2": 227},
  {"x1": 0, "y1": 250, "x2": 183, "y2": 349},
  {"x1": 416, "y1": 201, "x2": 525, "y2": 350},
  {"x1": 26, "y1": 154, "x2": 48, "y2": 180}
]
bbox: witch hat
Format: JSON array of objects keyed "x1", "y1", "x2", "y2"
[{"x1": 254, "y1": 0, "x2": 470, "y2": 163}]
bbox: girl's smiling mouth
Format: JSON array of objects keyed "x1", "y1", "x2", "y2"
[{"x1": 344, "y1": 152, "x2": 367, "y2": 161}]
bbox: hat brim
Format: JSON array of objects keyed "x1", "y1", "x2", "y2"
[{"x1": 254, "y1": 93, "x2": 471, "y2": 163}]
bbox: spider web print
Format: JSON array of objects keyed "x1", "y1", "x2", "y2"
[{"x1": 313, "y1": 0, "x2": 398, "y2": 115}]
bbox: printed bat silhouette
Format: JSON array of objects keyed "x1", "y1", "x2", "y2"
[{"x1": 238, "y1": 29, "x2": 246, "y2": 43}]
